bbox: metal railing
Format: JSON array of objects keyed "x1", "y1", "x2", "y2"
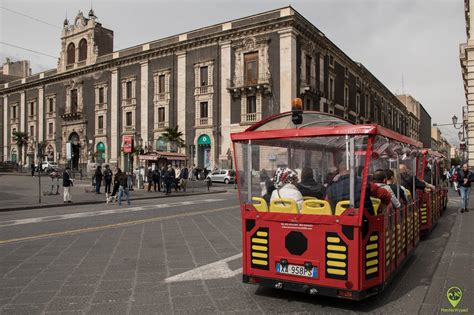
[
  {"x1": 122, "y1": 98, "x2": 136, "y2": 107},
  {"x1": 157, "y1": 121, "x2": 167, "y2": 129},
  {"x1": 227, "y1": 74, "x2": 271, "y2": 89},
  {"x1": 96, "y1": 129, "x2": 104, "y2": 135}
]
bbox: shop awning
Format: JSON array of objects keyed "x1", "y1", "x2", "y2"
[{"x1": 139, "y1": 151, "x2": 187, "y2": 161}]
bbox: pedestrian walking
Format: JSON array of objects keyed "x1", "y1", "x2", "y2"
[
  {"x1": 457, "y1": 163, "x2": 472, "y2": 213},
  {"x1": 180, "y1": 166, "x2": 189, "y2": 192},
  {"x1": 152, "y1": 167, "x2": 161, "y2": 192},
  {"x1": 117, "y1": 169, "x2": 130, "y2": 206},
  {"x1": 31, "y1": 163, "x2": 35, "y2": 176},
  {"x1": 103, "y1": 165, "x2": 113, "y2": 195},
  {"x1": 146, "y1": 167, "x2": 153, "y2": 192},
  {"x1": 174, "y1": 166, "x2": 181, "y2": 192},
  {"x1": 50, "y1": 170, "x2": 60, "y2": 195},
  {"x1": 63, "y1": 167, "x2": 73, "y2": 203},
  {"x1": 164, "y1": 165, "x2": 173, "y2": 195},
  {"x1": 94, "y1": 165, "x2": 103, "y2": 194},
  {"x1": 160, "y1": 166, "x2": 166, "y2": 192},
  {"x1": 108, "y1": 168, "x2": 121, "y2": 203}
]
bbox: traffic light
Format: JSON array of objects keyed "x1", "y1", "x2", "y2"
[{"x1": 292, "y1": 97, "x2": 303, "y2": 125}]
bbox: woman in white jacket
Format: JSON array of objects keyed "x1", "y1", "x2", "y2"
[{"x1": 270, "y1": 167, "x2": 304, "y2": 211}]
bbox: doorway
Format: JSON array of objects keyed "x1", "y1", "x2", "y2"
[
  {"x1": 197, "y1": 134, "x2": 211, "y2": 170},
  {"x1": 69, "y1": 132, "x2": 80, "y2": 169}
]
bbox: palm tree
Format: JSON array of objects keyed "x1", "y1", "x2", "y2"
[
  {"x1": 158, "y1": 126, "x2": 185, "y2": 152},
  {"x1": 12, "y1": 131, "x2": 29, "y2": 169}
]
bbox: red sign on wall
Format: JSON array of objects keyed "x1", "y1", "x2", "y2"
[{"x1": 122, "y1": 135, "x2": 134, "y2": 153}]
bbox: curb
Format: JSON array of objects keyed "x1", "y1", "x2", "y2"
[{"x1": 0, "y1": 190, "x2": 228, "y2": 213}]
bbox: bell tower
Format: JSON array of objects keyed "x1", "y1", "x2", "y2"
[{"x1": 58, "y1": 9, "x2": 113, "y2": 72}]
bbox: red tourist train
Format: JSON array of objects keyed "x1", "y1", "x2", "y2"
[
  {"x1": 231, "y1": 111, "x2": 447, "y2": 300},
  {"x1": 418, "y1": 149, "x2": 449, "y2": 232}
]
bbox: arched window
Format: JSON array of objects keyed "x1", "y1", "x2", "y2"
[
  {"x1": 67, "y1": 43, "x2": 75, "y2": 64},
  {"x1": 78, "y1": 39, "x2": 87, "y2": 61}
]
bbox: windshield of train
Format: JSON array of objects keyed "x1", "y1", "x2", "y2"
[{"x1": 234, "y1": 135, "x2": 369, "y2": 215}]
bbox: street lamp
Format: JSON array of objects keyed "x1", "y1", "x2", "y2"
[
  {"x1": 452, "y1": 115, "x2": 458, "y2": 126},
  {"x1": 458, "y1": 131, "x2": 464, "y2": 141}
]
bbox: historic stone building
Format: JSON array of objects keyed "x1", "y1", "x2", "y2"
[
  {"x1": 460, "y1": 0, "x2": 473, "y2": 165},
  {"x1": 0, "y1": 6, "x2": 414, "y2": 171}
]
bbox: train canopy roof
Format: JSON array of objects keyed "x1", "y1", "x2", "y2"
[{"x1": 231, "y1": 111, "x2": 422, "y2": 148}]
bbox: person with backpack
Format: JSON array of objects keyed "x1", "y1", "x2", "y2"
[{"x1": 457, "y1": 163, "x2": 472, "y2": 213}]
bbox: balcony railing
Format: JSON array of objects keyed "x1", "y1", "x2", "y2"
[
  {"x1": 241, "y1": 112, "x2": 260, "y2": 123},
  {"x1": 47, "y1": 133, "x2": 55, "y2": 140},
  {"x1": 122, "y1": 98, "x2": 136, "y2": 107},
  {"x1": 194, "y1": 85, "x2": 213, "y2": 96},
  {"x1": 96, "y1": 129, "x2": 105, "y2": 135},
  {"x1": 96, "y1": 103, "x2": 107, "y2": 110},
  {"x1": 154, "y1": 93, "x2": 167, "y2": 102},
  {"x1": 123, "y1": 126, "x2": 135, "y2": 133},
  {"x1": 46, "y1": 112, "x2": 56, "y2": 119},
  {"x1": 196, "y1": 117, "x2": 211, "y2": 126},
  {"x1": 156, "y1": 121, "x2": 167, "y2": 129},
  {"x1": 227, "y1": 74, "x2": 271, "y2": 91}
]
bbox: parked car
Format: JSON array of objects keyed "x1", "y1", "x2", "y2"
[
  {"x1": 206, "y1": 169, "x2": 235, "y2": 184},
  {"x1": 41, "y1": 161, "x2": 59, "y2": 172}
]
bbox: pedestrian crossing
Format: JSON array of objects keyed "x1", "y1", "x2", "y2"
[{"x1": 0, "y1": 199, "x2": 225, "y2": 228}]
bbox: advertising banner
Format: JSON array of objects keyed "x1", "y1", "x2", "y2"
[{"x1": 122, "y1": 135, "x2": 134, "y2": 153}]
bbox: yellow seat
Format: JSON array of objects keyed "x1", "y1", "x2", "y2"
[
  {"x1": 251, "y1": 197, "x2": 268, "y2": 212},
  {"x1": 405, "y1": 190, "x2": 412, "y2": 200},
  {"x1": 303, "y1": 196, "x2": 317, "y2": 201},
  {"x1": 335, "y1": 200, "x2": 350, "y2": 215},
  {"x1": 269, "y1": 198, "x2": 298, "y2": 214},
  {"x1": 371, "y1": 197, "x2": 381, "y2": 215},
  {"x1": 301, "y1": 199, "x2": 332, "y2": 215}
]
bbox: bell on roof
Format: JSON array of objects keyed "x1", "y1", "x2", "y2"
[
  {"x1": 63, "y1": 18, "x2": 69, "y2": 26},
  {"x1": 88, "y1": 8, "x2": 96, "y2": 18}
]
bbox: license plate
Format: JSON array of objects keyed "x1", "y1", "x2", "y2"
[{"x1": 276, "y1": 263, "x2": 318, "y2": 278}]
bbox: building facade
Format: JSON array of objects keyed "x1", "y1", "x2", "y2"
[
  {"x1": 460, "y1": 0, "x2": 473, "y2": 166},
  {"x1": 0, "y1": 7, "x2": 415, "y2": 171}
]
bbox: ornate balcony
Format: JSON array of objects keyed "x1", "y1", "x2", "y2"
[
  {"x1": 95, "y1": 103, "x2": 108, "y2": 111},
  {"x1": 194, "y1": 85, "x2": 214, "y2": 96},
  {"x1": 241, "y1": 112, "x2": 260, "y2": 124},
  {"x1": 61, "y1": 111, "x2": 83, "y2": 121},
  {"x1": 196, "y1": 117, "x2": 211, "y2": 127},
  {"x1": 122, "y1": 98, "x2": 136, "y2": 107},
  {"x1": 227, "y1": 74, "x2": 271, "y2": 97}
]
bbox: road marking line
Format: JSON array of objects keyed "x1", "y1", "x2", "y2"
[
  {"x1": 164, "y1": 253, "x2": 242, "y2": 283},
  {"x1": 0, "y1": 199, "x2": 225, "y2": 228},
  {"x1": 0, "y1": 205, "x2": 238, "y2": 245}
]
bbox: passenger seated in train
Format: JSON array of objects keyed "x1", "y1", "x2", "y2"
[
  {"x1": 262, "y1": 178, "x2": 276, "y2": 206},
  {"x1": 385, "y1": 169, "x2": 408, "y2": 204},
  {"x1": 326, "y1": 162, "x2": 375, "y2": 214},
  {"x1": 296, "y1": 167, "x2": 326, "y2": 199},
  {"x1": 270, "y1": 167, "x2": 304, "y2": 210},
  {"x1": 399, "y1": 164, "x2": 434, "y2": 194},
  {"x1": 372, "y1": 169, "x2": 401, "y2": 209}
]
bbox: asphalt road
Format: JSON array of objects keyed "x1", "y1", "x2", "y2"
[{"x1": 0, "y1": 190, "x2": 461, "y2": 314}]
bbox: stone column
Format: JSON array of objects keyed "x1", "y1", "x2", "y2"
[
  {"x1": 319, "y1": 53, "x2": 326, "y2": 111},
  {"x1": 140, "y1": 61, "x2": 149, "y2": 146},
  {"x1": 3, "y1": 95, "x2": 7, "y2": 161},
  {"x1": 38, "y1": 87, "x2": 44, "y2": 142},
  {"x1": 279, "y1": 27, "x2": 297, "y2": 112},
  {"x1": 219, "y1": 41, "x2": 232, "y2": 164},
  {"x1": 177, "y1": 51, "x2": 187, "y2": 151},
  {"x1": 110, "y1": 68, "x2": 119, "y2": 166}
]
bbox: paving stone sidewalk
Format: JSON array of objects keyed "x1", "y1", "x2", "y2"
[
  {"x1": 0, "y1": 174, "x2": 227, "y2": 211},
  {"x1": 419, "y1": 192, "x2": 473, "y2": 314}
]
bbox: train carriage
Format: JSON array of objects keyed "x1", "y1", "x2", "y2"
[
  {"x1": 418, "y1": 149, "x2": 449, "y2": 232},
  {"x1": 231, "y1": 111, "x2": 424, "y2": 300}
]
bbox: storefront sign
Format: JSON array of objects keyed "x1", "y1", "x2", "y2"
[
  {"x1": 122, "y1": 135, "x2": 134, "y2": 153},
  {"x1": 198, "y1": 134, "x2": 211, "y2": 145}
]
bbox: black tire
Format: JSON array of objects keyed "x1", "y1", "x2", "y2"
[{"x1": 224, "y1": 178, "x2": 230, "y2": 184}]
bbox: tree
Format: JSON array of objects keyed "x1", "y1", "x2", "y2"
[
  {"x1": 158, "y1": 126, "x2": 185, "y2": 152},
  {"x1": 12, "y1": 131, "x2": 29, "y2": 168}
]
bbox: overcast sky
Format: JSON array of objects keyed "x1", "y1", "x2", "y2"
[{"x1": 0, "y1": 0, "x2": 466, "y2": 143}]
